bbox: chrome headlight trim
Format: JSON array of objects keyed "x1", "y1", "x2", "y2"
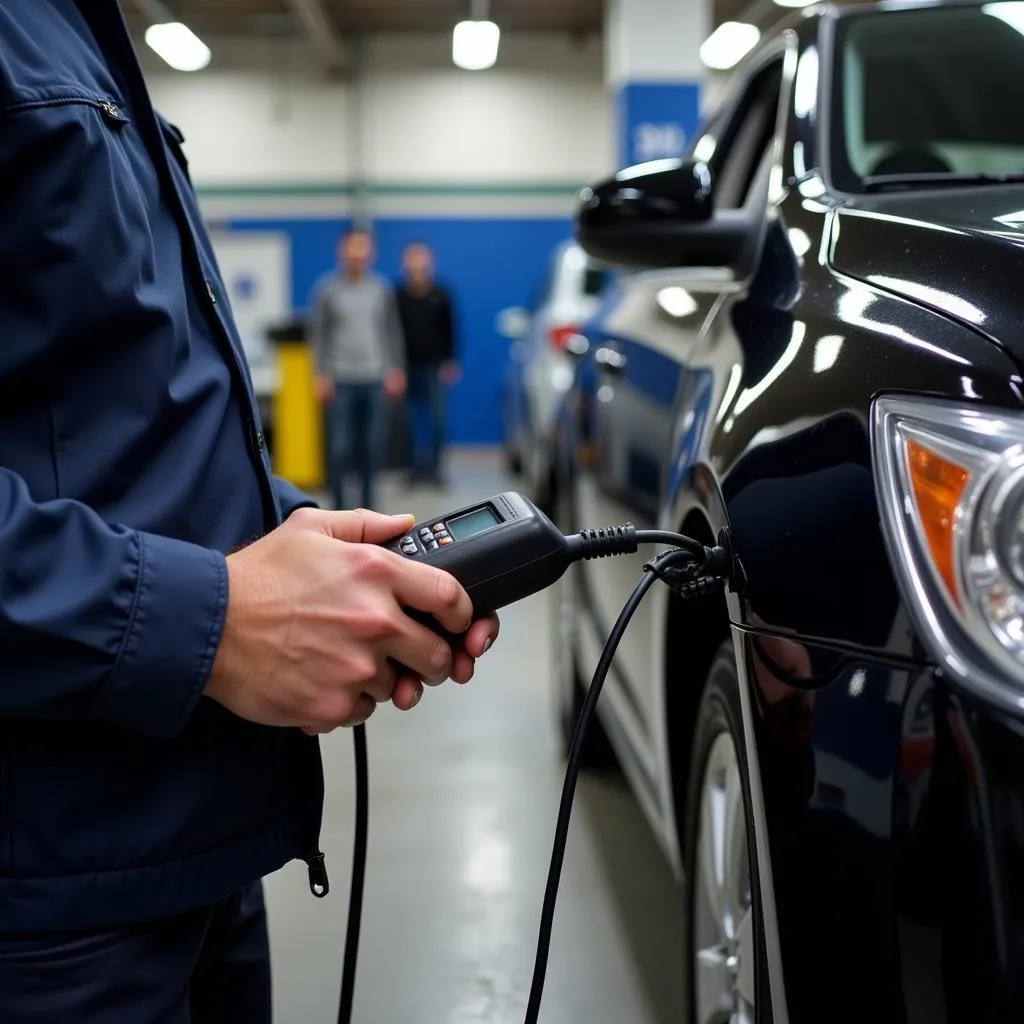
[{"x1": 872, "y1": 393, "x2": 1024, "y2": 718}]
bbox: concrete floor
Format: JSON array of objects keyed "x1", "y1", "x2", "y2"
[{"x1": 263, "y1": 450, "x2": 685, "y2": 1023}]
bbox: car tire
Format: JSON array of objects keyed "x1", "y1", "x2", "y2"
[
  {"x1": 682, "y1": 640, "x2": 772, "y2": 1024},
  {"x1": 534, "y1": 450, "x2": 557, "y2": 518},
  {"x1": 504, "y1": 441, "x2": 522, "y2": 477}
]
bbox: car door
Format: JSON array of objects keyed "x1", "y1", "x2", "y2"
[
  {"x1": 571, "y1": 50, "x2": 789, "y2": 802},
  {"x1": 506, "y1": 253, "x2": 557, "y2": 463}
]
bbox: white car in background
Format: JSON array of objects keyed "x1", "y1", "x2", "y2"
[{"x1": 497, "y1": 239, "x2": 608, "y2": 512}]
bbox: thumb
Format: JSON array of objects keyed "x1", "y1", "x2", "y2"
[{"x1": 306, "y1": 508, "x2": 415, "y2": 544}]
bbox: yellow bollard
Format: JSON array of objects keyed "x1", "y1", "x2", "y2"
[{"x1": 272, "y1": 340, "x2": 324, "y2": 490}]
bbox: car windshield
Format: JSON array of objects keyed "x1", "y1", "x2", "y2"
[{"x1": 831, "y1": 3, "x2": 1024, "y2": 192}]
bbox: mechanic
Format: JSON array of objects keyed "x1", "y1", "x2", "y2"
[{"x1": 0, "y1": 3, "x2": 499, "y2": 1021}]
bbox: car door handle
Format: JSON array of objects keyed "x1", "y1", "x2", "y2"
[{"x1": 594, "y1": 346, "x2": 627, "y2": 375}]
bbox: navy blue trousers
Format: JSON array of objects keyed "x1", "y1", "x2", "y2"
[
  {"x1": 0, "y1": 881, "x2": 271, "y2": 1023},
  {"x1": 327, "y1": 381, "x2": 386, "y2": 511},
  {"x1": 406, "y1": 363, "x2": 446, "y2": 480}
]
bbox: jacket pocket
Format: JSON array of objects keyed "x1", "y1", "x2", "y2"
[
  {"x1": 0, "y1": 90, "x2": 148, "y2": 366},
  {"x1": 2, "y1": 92, "x2": 130, "y2": 126}
]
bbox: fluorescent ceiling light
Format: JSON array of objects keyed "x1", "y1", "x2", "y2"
[
  {"x1": 774, "y1": 0, "x2": 817, "y2": 8},
  {"x1": 699, "y1": 22, "x2": 760, "y2": 71},
  {"x1": 453, "y1": 19, "x2": 500, "y2": 70},
  {"x1": 145, "y1": 22, "x2": 211, "y2": 72},
  {"x1": 984, "y1": 2, "x2": 1024, "y2": 33}
]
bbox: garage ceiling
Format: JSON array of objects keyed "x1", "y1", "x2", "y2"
[
  {"x1": 124, "y1": 0, "x2": 605, "y2": 37},
  {"x1": 122, "y1": 0, "x2": 822, "y2": 61}
]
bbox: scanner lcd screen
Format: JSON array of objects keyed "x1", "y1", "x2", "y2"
[{"x1": 447, "y1": 506, "x2": 499, "y2": 540}]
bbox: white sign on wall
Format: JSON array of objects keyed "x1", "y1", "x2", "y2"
[
  {"x1": 633, "y1": 121, "x2": 687, "y2": 162},
  {"x1": 208, "y1": 230, "x2": 292, "y2": 398}
]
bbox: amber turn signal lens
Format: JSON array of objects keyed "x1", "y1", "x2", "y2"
[{"x1": 905, "y1": 438, "x2": 970, "y2": 605}]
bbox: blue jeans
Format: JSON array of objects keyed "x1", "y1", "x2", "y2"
[
  {"x1": 406, "y1": 363, "x2": 446, "y2": 479},
  {"x1": 0, "y1": 882, "x2": 270, "y2": 1023},
  {"x1": 328, "y1": 381, "x2": 385, "y2": 510}
]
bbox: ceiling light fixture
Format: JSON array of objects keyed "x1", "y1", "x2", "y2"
[
  {"x1": 453, "y1": 0, "x2": 500, "y2": 70},
  {"x1": 983, "y1": 1, "x2": 1024, "y2": 34},
  {"x1": 699, "y1": 21, "x2": 760, "y2": 70},
  {"x1": 145, "y1": 21, "x2": 211, "y2": 71}
]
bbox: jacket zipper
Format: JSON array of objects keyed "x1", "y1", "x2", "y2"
[
  {"x1": 307, "y1": 851, "x2": 330, "y2": 898},
  {"x1": 90, "y1": 71, "x2": 325, "y2": 892},
  {"x1": 96, "y1": 98, "x2": 129, "y2": 126},
  {"x1": 301, "y1": 733, "x2": 329, "y2": 898}
]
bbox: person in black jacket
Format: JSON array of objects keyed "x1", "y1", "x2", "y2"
[{"x1": 395, "y1": 242, "x2": 461, "y2": 484}]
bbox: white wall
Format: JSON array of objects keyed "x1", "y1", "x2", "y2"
[{"x1": 138, "y1": 32, "x2": 613, "y2": 191}]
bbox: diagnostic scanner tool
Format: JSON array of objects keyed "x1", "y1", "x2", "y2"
[{"x1": 384, "y1": 491, "x2": 573, "y2": 623}]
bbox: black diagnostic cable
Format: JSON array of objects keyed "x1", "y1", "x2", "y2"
[
  {"x1": 337, "y1": 721, "x2": 368, "y2": 1024},
  {"x1": 336, "y1": 525, "x2": 729, "y2": 1024}
]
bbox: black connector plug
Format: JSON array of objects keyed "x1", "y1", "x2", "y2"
[
  {"x1": 565, "y1": 524, "x2": 638, "y2": 560},
  {"x1": 565, "y1": 524, "x2": 733, "y2": 587},
  {"x1": 702, "y1": 542, "x2": 731, "y2": 581}
]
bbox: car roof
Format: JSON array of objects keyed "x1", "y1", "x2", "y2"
[
  {"x1": 747, "y1": 0, "x2": 995, "y2": 67},
  {"x1": 759, "y1": 0, "x2": 994, "y2": 37},
  {"x1": 795, "y1": 0, "x2": 991, "y2": 23}
]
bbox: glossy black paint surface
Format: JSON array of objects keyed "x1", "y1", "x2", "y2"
[
  {"x1": 832, "y1": 187, "x2": 1024, "y2": 361},
  {"x1": 559, "y1": 5, "x2": 1024, "y2": 1021},
  {"x1": 741, "y1": 632, "x2": 1024, "y2": 1022}
]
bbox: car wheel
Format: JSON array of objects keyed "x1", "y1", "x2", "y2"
[
  {"x1": 683, "y1": 641, "x2": 769, "y2": 1024},
  {"x1": 533, "y1": 448, "x2": 557, "y2": 518},
  {"x1": 504, "y1": 438, "x2": 522, "y2": 477}
]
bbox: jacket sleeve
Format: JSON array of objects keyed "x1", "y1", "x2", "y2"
[
  {"x1": 274, "y1": 475, "x2": 319, "y2": 519},
  {"x1": 383, "y1": 285, "x2": 406, "y2": 374},
  {"x1": 308, "y1": 278, "x2": 331, "y2": 377},
  {"x1": 442, "y1": 287, "x2": 457, "y2": 363},
  {"x1": 0, "y1": 466, "x2": 228, "y2": 738}
]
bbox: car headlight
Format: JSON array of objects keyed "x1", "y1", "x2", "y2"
[{"x1": 873, "y1": 394, "x2": 1024, "y2": 716}]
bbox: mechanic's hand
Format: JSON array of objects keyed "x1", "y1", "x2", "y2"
[{"x1": 204, "y1": 508, "x2": 500, "y2": 732}]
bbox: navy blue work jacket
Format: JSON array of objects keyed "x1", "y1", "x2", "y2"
[{"x1": 0, "y1": 0, "x2": 328, "y2": 930}]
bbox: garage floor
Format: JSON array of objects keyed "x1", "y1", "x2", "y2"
[{"x1": 263, "y1": 450, "x2": 685, "y2": 1023}]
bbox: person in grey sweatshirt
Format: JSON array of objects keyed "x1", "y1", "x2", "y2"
[{"x1": 310, "y1": 228, "x2": 406, "y2": 510}]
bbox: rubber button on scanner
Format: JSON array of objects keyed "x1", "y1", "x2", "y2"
[
  {"x1": 433, "y1": 523, "x2": 446, "y2": 534},
  {"x1": 419, "y1": 527, "x2": 432, "y2": 539},
  {"x1": 439, "y1": 537, "x2": 453, "y2": 546}
]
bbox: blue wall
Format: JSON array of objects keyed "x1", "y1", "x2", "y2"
[
  {"x1": 227, "y1": 216, "x2": 573, "y2": 444},
  {"x1": 616, "y1": 82, "x2": 702, "y2": 167}
]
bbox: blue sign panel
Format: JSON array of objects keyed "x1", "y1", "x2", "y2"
[{"x1": 617, "y1": 81, "x2": 702, "y2": 168}]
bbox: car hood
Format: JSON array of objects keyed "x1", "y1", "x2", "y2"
[{"x1": 829, "y1": 186, "x2": 1024, "y2": 363}]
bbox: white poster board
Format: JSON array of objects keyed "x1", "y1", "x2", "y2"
[{"x1": 208, "y1": 230, "x2": 292, "y2": 399}]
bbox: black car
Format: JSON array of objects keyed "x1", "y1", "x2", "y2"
[{"x1": 552, "y1": 2, "x2": 1024, "y2": 1020}]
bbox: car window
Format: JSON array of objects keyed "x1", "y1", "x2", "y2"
[
  {"x1": 581, "y1": 266, "x2": 607, "y2": 297},
  {"x1": 711, "y1": 59, "x2": 784, "y2": 209},
  {"x1": 831, "y1": 4, "x2": 1024, "y2": 191}
]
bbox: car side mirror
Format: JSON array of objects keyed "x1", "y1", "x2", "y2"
[
  {"x1": 575, "y1": 157, "x2": 756, "y2": 272},
  {"x1": 496, "y1": 306, "x2": 531, "y2": 340}
]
